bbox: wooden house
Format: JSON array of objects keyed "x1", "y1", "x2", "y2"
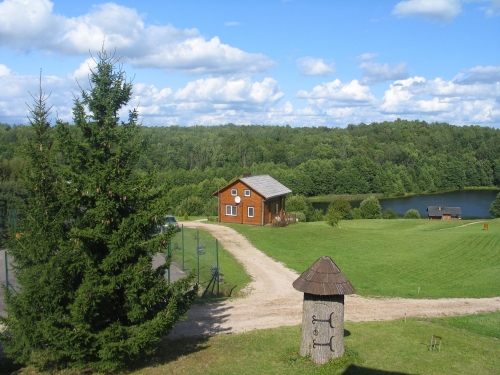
[
  {"x1": 212, "y1": 174, "x2": 292, "y2": 225},
  {"x1": 427, "y1": 206, "x2": 462, "y2": 220}
]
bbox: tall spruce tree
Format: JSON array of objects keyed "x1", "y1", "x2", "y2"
[{"x1": 0, "y1": 51, "x2": 197, "y2": 372}]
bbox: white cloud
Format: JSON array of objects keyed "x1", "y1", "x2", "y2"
[
  {"x1": 0, "y1": 64, "x2": 11, "y2": 76},
  {"x1": 455, "y1": 65, "x2": 500, "y2": 84},
  {"x1": 0, "y1": 0, "x2": 274, "y2": 76},
  {"x1": 296, "y1": 79, "x2": 376, "y2": 107},
  {"x1": 360, "y1": 61, "x2": 409, "y2": 84},
  {"x1": 297, "y1": 57, "x2": 335, "y2": 76},
  {"x1": 380, "y1": 74, "x2": 500, "y2": 124},
  {"x1": 392, "y1": 0, "x2": 462, "y2": 22},
  {"x1": 225, "y1": 21, "x2": 240, "y2": 26}
]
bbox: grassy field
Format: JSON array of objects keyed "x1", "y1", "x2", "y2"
[
  {"x1": 83, "y1": 313, "x2": 500, "y2": 374},
  {"x1": 4, "y1": 313, "x2": 499, "y2": 374},
  {"x1": 228, "y1": 219, "x2": 500, "y2": 298}
]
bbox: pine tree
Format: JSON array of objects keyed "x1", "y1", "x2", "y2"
[{"x1": 0, "y1": 51, "x2": 197, "y2": 372}]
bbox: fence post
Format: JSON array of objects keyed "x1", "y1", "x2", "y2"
[
  {"x1": 216, "y1": 239, "x2": 219, "y2": 297},
  {"x1": 182, "y1": 224, "x2": 185, "y2": 271},
  {"x1": 197, "y1": 230, "x2": 200, "y2": 284}
]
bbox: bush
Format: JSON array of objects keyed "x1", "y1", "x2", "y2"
[
  {"x1": 293, "y1": 211, "x2": 306, "y2": 222},
  {"x1": 351, "y1": 207, "x2": 362, "y2": 219},
  {"x1": 404, "y1": 209, "x2": 421, "y2": 219},
  {"x1": 490, "y1": 192, "x2": 500, "y2": 218},
  {"x1": 359, "y1": 196, "x2": 382, "y2": 219},
  {"x1": 382, "y1": 208, "x2": 399, "y2": 219},
  {"x1": 309, "y1": 209, "x2": 324, "y2": 222},
  {"x1": 328, "y1": 197, "x2": 352, "y2": 219},
  {"x1": 325, "y1": 207, "x2": 342, "y2": 227},
  {"x1": 175, "y1": 195, "x2": 204, "y2": 216}
]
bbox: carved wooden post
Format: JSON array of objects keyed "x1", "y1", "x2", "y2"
[{"x1": 293, "y1": 256, "x2": 355, "y2": 365}]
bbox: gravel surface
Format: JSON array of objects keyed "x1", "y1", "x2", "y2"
[{"x1": 168, "y1": 221, "x2": 500, "y2": 339}]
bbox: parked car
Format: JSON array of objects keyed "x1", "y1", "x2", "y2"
[{"x1": 161, "y1": 215, "x2": 180, "y2": 232}]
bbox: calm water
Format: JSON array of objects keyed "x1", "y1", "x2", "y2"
[{"x1": 312, "y1": 190, "x2": 499, "y2": 219}]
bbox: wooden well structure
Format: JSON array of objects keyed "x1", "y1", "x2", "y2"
[{"x1": 292, "y1": 256, "x2": 355, "y2": 364}]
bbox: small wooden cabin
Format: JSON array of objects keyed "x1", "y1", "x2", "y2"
[
  {"x1": 427, "y1": 206, "x2": 462, "y2": 220},
  {"x1": 212, "y1": 174, "x2": 292, "y2": 225}
]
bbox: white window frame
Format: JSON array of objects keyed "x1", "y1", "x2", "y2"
[
  {"x1": 225, "y1": 205, "x2": 237, "y2": 216},
  {"x1": 244, "y1": 189, "x2": 251, "y2": 197},
  {"x1": 248, "y1": 206, "x2": 255, "y2": 218},
  {"x1": 231, "y1": 189, "x2": 238, "y2": 196}
]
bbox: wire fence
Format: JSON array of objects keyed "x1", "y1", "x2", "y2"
[
  {"x1": 0, "y1": 225, "x2": 221, "y2": 317},
  {"x1": 168, "y1": 225, "x2": 220, "y2": 297}
]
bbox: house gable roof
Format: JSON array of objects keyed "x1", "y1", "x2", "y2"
[
  {"x1": 213, "y1": 174, "x2": 292, "y2": 199},
  {"x1": 426, "y1": 206, "x2": 462, "y2": 217}
]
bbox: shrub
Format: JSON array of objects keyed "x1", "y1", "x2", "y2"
[
  {"x1": 175, "y1": 196, "x2": 204, "y2": 216},
  {"x1": 490, "y1": 192, "x2": 500, "y2": 218},
  {"x1": 382, "y1": 208, "x2": 399, "y2": 219},
  {"x1": 359, "y1": 196, "x2": 382, "y2": 219},
  {"x1": 351, "y1": 207, "x2": 362, "y2": 219},
  {"x1": 293, "y1": 211, "x2": 306, "y2": 222},
  {"x1": 325, "y1": 207, "x2": 342, "y2": 227},
  {"x1": 404, "y1": 209, "x2": 421, "y2": 219},
  {"x1": 309, "y1": 209, "x2": 324, "y2": 222},
  {"x1": 328, "y1": 197, "x2": 352, "y2": 219}
]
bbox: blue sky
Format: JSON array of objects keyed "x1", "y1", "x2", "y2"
[{"x1": 0, "y1": 0, "x2": 499, "y2": 127}]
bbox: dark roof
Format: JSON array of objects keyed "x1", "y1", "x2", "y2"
[
  {"x1": 213, "y1": 174, "x2": 292, "y2": 199},
  {"x1": 293, "y1": 256, "x2": 355, "y2": 296},
  {"x1": 426, "y1": 206, "x2": 462, "y2": 217}
]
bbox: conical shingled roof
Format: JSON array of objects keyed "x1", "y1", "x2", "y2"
[{"x1": 293, "y1": 256, "x2": 355, "y2": 296}]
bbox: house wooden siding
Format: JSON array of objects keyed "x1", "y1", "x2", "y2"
[
  {"x1": 213, "y1": 175, "x2": 291, "y2": 225},
  {"x1": 215, "y1": 180, "x2": 264, "y2": 225}
]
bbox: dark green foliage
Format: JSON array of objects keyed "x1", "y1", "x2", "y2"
[
  {"x1": 0, "y1": 51, "x2": 197, "y2": 372},
  {"x1": 359, "y1": 196, "x2": 382, "y2": 219},
  {"x1": 1, "y1": 120, "x2": 500, "y2": 209},
  {"x1": 404, "y1": 209, "x2": 421, "y2": 219},
  {"x1": 382, "y1": 208, "x2": 399, "y2": 219},
  {"x1": 286, "y1": 195, "x2": 312, "y2": 220},
  {"x1": 309, "y1": 209, "x2": 324, "y2": 222},
  {"x1": 327, "y1": 197, "x2": 351, "y2": 219},
  {"x1": 490, "y1": 192, "x2": 500, "y2": 218}
]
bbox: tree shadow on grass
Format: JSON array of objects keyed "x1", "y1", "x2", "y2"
[
  {"x1": 125, "y1": 301, "x2": 235, "y2": 373},
  {"x1": 342, "y1": 364, "x2": 416, "y2": 375}
]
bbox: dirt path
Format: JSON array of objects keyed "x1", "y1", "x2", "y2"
[{"x1": 168, "y1": 221, "x2": 500, "y2": 339}]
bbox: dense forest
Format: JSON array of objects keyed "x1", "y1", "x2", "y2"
[{"x1": 1, "y1": 119, "x2": 500, "y2": 240}]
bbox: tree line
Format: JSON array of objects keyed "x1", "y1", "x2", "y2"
[{"x1": 1, "y1": 119, "x2": 500, "y2": 232}]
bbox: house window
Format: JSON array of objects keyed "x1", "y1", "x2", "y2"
[
  {"x1": 226, "y1": 205, "x2": 237, "y2": 216},
  {"x1": 275, "y1": 203, "x2": 279, "y2": 215},
  {"x1": 231, "y1": 189, "x2": 237, "y2": 196},
  {"x1": 248, "y1": 206, "x2": 254, "y2": 218},
  {"x1": 244, "y1": 189, "x2": 251, "y2": 197}
]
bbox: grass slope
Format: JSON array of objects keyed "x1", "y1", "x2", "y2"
[{"x1": 229, "y1": 219, "x2": 500, "y2": 298}]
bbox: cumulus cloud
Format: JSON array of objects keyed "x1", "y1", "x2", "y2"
[
  {"x1": 296, "y1": 79, "x2": 376, "y2": 107},
  {"x1": 360, "y1": 61, "x2": 409, "y2": 84},
  {"x1": 297, "y1": 57, "x2": 335, "y2": 76},
  {"x1": 380, "y1": 74, "x2": 500, "y2": 124},
  {"x1": 0, "y1": 0, "x2": 274, "y2": 75},
  {"x1": 455, "y1": 65, "x2": 500, "y2": 84},
  {"x1": 392, "y1": 0, "x2": 462, "y2": 22}
]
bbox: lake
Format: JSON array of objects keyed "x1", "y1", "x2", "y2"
[{"x1": 312, "y1": 190, "x2": 499, "y2": 219}]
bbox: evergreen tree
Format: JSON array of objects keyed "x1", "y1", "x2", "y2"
[{"x1": 0, "y1": 52, "x2": 197, "y2": 372}]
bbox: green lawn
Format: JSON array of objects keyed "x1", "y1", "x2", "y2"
[
  {"x1": 126, "y1": 313, "x2": 500, "y2": 375},
  {"x1": 228, "y1": 219, "x2": 500, "y2": 298}
]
